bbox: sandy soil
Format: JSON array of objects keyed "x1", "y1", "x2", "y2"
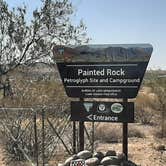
[
  {"x1": 0, "y1": 150, "x2": 5, "y2": 166},
  {"x1": 96, "y1": 125, "x2": 166, "y2": 166},
  {"x1": 0, "y1": 141, "x2": 6, "y2": 166},
  {"x1": 0, "y1": 125, "x2": 165, "y2": 166}
]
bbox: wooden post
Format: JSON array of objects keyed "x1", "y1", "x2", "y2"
[
  {"x1": 33, "y1": 112, "x2": 39, "y2": 166},
  {"x1": 123, "y1": 98, "x2": 128, "y2": 160},
  {"x1": 42, "y1": 108, "x2": 45, "y2": 166},
  {"x1": 79, "y1": 98, "x2": 84, "y2": 151}
]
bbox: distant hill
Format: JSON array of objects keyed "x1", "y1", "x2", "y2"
[
  {"x1": 7, "y1": 62, "x2": 60, "y2": 82},
  {"x1": 53, "y1": 44, "x2": 153, "y2": 62}
]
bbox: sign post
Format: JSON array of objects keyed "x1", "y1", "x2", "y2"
[
  {"x1": 79, "y1": 98, "x2": 84, "y2": 151},
  {"x1": 123, "y1": 98, "x2": 128, "y2": 160},
  {"x1": 73, "y1": 121, "x2": 76, "y2": 154}
]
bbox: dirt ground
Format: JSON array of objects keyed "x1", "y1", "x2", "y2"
[
  {"x1": 96, "y1": 125, "x2": 166, "y2": 166},
  {"x1": 0, "y1": 125, "x2": 165, "y2": 166},
  {"x1": 0, "y1": 149, "x2": 5, "y2": 166},
  {"x1": 0, "y1": 139, "x2": 7, "y2": 166}
]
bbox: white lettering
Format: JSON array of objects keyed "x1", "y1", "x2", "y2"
[
  {"x1": 78, "y1": 69, "x2": 83, "y2": 75},
  {"x1": 93, "y1": 115, "x2": 118, "y2": 122},
  {"x1": 107, "y1": 68, "x2": 125, "y2": 76},
  {"x1": 77, "y1": 69, "x2": 105, "y2": 76},
  {"x1": 77, "y1": 68, "x2": 126, "y2": 76}
]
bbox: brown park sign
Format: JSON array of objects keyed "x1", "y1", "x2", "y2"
[{"x1": 53, "y1": 44, "x2": 153, "y2": 98}]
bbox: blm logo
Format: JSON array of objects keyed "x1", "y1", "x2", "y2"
[{"x1": 70, "y1": 159, "x2": 86, "y2": 166}]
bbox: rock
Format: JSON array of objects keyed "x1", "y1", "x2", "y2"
[
  {"x1": 163, "y1": 150, "x2": 166, "y2": 155},
  {"x1": 117, "y1": 153, "x2": 126, "y2": 161},
  {"x1": 121, "y1": 160, "x2": 137, "y2": 166},
  {"x1": 85, "y1": 157, "x2": 99, "y2": 166},
  {"x1": 105, "y1": 150, "x2": 116, "y2": 157},
  {"x1": 77, "y1": 150, "x2": 92, "y2": 160},
  {"x1": 93, "y1": 151, "x2": 105, "y2": 161},
  {"x1": 101, "y1": 156, "x2": 121, "y2": 165},
  {"x1": 64, "y1": 155, "x2": 78, "y2": 166},
  {"x1": 101, "y1": 157, "x2": 111, "y2": 165},
  {"x1": 58, "y1": 164, "x2": 65, "y2": 166},
  {"x1": 155, "y1": 145, "x2": 165, "y2": 151}
]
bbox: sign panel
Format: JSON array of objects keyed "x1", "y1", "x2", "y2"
[
  {"x1": 53, "y1": 44, "x2": 153, "y2": 98},
  {"x1": 71, "y1": 101, "x2": 134, "y2": 123}
]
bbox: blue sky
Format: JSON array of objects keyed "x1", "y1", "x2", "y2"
[{"x1": 5, "y1": 0, "x2": 166, "y2": 69}]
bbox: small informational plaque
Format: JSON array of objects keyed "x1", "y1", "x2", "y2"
[{"x1": 71, "y1": 101, "x2": 134, "y2": 123}]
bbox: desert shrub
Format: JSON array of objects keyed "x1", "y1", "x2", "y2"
[
  {"x1": 0, "y1": 108, "x2": 72, "y2": 163},
  {"x1": 95, "y1": 123, "x2": 122, "y2": 143},
  {"x1": 135, "y1": 107, "x2": 155, "y2": 125},
  {"x1": 128, "y1": 126, "x2": 145, "y2": 138},
  {"x1": 135, "y1": 90, "x2": 156, "y2": 124},
  {"x1": 95, "y1": 124, "x2": 145, "y2": 143},
  {"x1": 152, "y1": 128, "x2": 165, "y2": 139},
  {"x1": 0, "y1": 110, "x2": 35, "y2": 161}
]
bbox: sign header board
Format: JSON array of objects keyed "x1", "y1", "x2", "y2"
[
  {"x1": 71, "y1": 101, "x2": 134, "y2": 123},
  {"x1": 53, "y1": 44, "x2": 153, "y2": 98}
]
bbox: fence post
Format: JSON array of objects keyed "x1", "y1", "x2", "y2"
[
  {"x1": 42, "y1": 108, "x2": 45, "y2": 166},
  {"x1": 33, "y1": 111, "x2": 39, "y2": 166}
]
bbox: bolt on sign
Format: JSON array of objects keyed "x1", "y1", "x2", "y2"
[
  {"x1": 53, "y1": 44, "x2": 153, "y2": 98},
  {"x1": 71, "y1": 101, "x2": 134, "y2": 123}
]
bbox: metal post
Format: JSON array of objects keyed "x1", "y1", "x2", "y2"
[
  {"x1": 79, "y1": 121, "x2": 84, "y2": 151},
  {"x1": 33, "y1": 112, "x2": 39, "y2": 166},
  {"x1": 79, "y1": 98, "x2": 84, "y2": 151},
  {"x1": 161, "y1": 109, "x2": 166, "y2": 138},
  {"x1": 91, "y1": 122, "x2": 95, "y2": 153},
  {"x1": 76, "y1": 125, "x2": 79, "y2": 152},
  {"x1": 42, "y1": 108, "x2": 45, "y2": 166},
  {"x1": 73, "y1": 121, "x2": 76, "y2": 154},
  {"x1": 123, "y1": 98, "x2": 128, "y2": 160},
  {"x1": 3, "y1": 85, "x2": 6, "y2": 97}
]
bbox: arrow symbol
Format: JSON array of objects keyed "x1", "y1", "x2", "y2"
[{"x1": 87, "y1": 114, "x2": 93, "y2": 121}]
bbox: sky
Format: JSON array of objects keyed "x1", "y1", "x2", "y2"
[{"x1": 5, "y1": 0, "x2": 166, "y2": 69}]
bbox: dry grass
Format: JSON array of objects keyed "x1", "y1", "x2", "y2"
[
  {"x1": 128, "y1": 126, "x2": 145, "y2": 138},
  {"x1": 95, "y1": 123, "x2": 122, "y2": 143},
  {"x1": 95, "y1": 123, "x2": 145, "y2": 144},
  {"x1": 135, "y1": 88, "x2": 157, "y2": 125},
  {"x1": 152, "y1": 128, "x2": 166, "y2": 139}
]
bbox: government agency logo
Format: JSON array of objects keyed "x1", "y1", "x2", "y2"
[
  {"x1": 97, "y1": 103, "x2": 109, "y2": 113},
  {"x1": 111, "y1": 103, "x2": 123, "y2": 113},
  {"x1": 83, "y1": 102, "x2": 93, "y2": 112}
]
